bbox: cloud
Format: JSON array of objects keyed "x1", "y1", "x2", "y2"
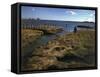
[
  {"x1": 70, "y1": 11, "x2": 76, "y2": 15},
  {"x1": 86, "y1": 12, "x2": 95, "y2": 22},
  {"x1": 65, "y1": 10, "x2": 77, "y2": 15},
  {"x1": 90, "y1": 13, "x2": 95, "y2": 17},
  {"x1": 86, "y1": 17, "x2": 95, "y2": 22}
]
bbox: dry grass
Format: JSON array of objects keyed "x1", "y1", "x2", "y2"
[
  {"x1": 21, "y1": 29, "x2": 44, "y2": 48},
  {"x1": 22, "y1": 30, "x2": 95, "y2": 70}
]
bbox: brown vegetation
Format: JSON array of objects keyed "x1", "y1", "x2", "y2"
[{"x1": 22, "y1": 29, "x2": 95, "y2": 71}]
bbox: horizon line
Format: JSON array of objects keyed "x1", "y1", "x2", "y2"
[{"x1": 21, "y1": 18, "x2": 95, "y2": 23}]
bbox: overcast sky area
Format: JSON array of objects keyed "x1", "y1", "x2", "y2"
[{"x1": 21, "y1": 6, "x2": 95, "y2": 22}]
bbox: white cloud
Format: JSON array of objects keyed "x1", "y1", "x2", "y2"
[
  {"x1": 65, "y1": 10, "x2": 77, "y2": 15},
  {"x1": 86, "y1": 17, "x2": 95, "y2": 22},
  {"x1": 70, "y1": 11, "x2": 76, "y2": 15},
  {"x1": 86, "y1": 12, "x2": 95, "y2": 22},
  {"x1": 90, "y1": 13, "x2": 95, "y2": 17}
]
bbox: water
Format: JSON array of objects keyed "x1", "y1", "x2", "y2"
[
  {"x1": 59, "y1": 22, "x2": 95, "y2": 32},
  {"x1": 22, "y1": 34, "x2": 56, "y2": 57},
  {"x1": 22, "y1": 19, "x2": 95, "y2": 32}
]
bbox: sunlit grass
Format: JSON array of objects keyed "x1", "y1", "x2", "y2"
[{"x1": 21, "y1": 29, "x2": 44, "y2": 48}]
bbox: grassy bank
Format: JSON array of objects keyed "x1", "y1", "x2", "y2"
[
  {"x1": 22, "y1": 30, "x2": 95, "y2": 71},
  {"x1": 21, "y1": 29, "x2": 44, "y2": 48}
]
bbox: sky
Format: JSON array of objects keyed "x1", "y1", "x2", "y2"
[{"x1": 21, "y1": 6, "x2": 95, "y2": 22}]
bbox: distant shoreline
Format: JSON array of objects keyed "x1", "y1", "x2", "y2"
[{"x1": 21, "y1": 18, "x2": 95, "y2": 23}]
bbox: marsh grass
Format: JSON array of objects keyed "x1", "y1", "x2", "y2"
[{"x1": 21, "y1": 29, "x2": 95, "y2": 70}]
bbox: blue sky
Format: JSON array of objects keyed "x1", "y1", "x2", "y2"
[{"x1": 21, "y1": 6, "x2": 95, "y2": 22}]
